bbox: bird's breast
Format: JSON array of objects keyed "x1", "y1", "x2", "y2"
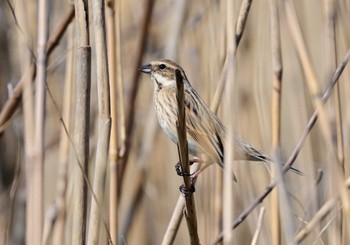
[{"x1": 153, "y1": 90, "x2": 198, "y2": 156}]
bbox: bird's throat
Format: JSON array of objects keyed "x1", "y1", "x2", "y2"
[{"x1": 154, "y1": 79, "x2": 163, "y2": 90}]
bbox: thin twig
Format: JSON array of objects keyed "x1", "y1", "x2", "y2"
[
  {"x1": 235, "y1": 0, "x2": 253, "y2": 50},
  {"x1": 295, "y1": 198, "x2": 338, "y2": 243},
  {"x1": 175, "y1": 69, "x2": 200, "y2": 245},
  {"x1": 47, "y1": 6, "x2": 75, "y2": 55}
]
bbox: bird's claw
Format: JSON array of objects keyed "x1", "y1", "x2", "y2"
[
  {"x1": 179, "y1": 183, "x2": 195, "y2": 198},
  {"x1": 175, "y1": 162, "x2": 191, "y2": 176}
]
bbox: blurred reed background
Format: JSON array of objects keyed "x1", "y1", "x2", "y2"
[{"x1": 0, "y1": 0, "x2": 350, "y2": 244}]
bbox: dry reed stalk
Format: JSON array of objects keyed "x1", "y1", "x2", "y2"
[
  {"x1": 162, "y1": 195, "x2": 185, "y2": 245},
  {"x1": 175, "y1": 69, "x2": 200, "y2": 245},
  {"x1": 17, "y1": 2, "x2": 36, "y2": 244},
  {"x1": 251, "y1": 207, "x2": 265, "y2": 245},
  {"x1": 324, "y1": 1, "x2": 346, "y2": 244},
  {"x1": 114, "y1": 0, "x2": 125, "y2": 159},
  {"x1": 106, "y1": 0, "x2": 119, "y2": 243},
  {"x1": 162, "y1": 164, "x2": 202, "y2": 245},
  {"x1": 295, "y1": 197, "x2": 338, "y2": 243},
  {"x1": 42, "y1": 205, "x2": 56, "y2": 245},
  {"x1": 87, "y1": 0, "x2": 111, "y2": 243},
  {"x1": 324, "y1": 0, "x2": 345, "y2": 244},
  {"x1": 325, "y1": 0, "x2": 344, "y2": 178},
  {"x1": 269, "y1": 0, "x2": 282, "y2": 243},
  {"x1": 52, "y1": 24, "x2": 75, "y2": 245},
  {"x1": 222, "y1": 0, "x2": 235, "y2": 244},
  {"x1": 47, "y1": 6, "x2": 75, "y2": 54},
  {"x1": 118, "y1": 0, "x2": 154, "y2": 189},
  {"x1": 210, "y1": 50, "x2": 350, "y2": 245},
  {"x1": 0, "y1": 80, "x2": 25, "y2": 134},
  {"x1": 72, "y1": 0, "x2": 91, "y2": 244},
  {"x1": 31, "y1": 0, "x2": 50, "y2": 243},
  {"x1": 114, "y1": 5, "x2": 126, "y2": 238},
  {"x1": 211, "y1": 0, "x2": 253, "y2": 114}
]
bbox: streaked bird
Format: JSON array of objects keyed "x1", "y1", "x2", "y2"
[{"x1": 140, "y1": 59, "x2": 301, "y2": 181}]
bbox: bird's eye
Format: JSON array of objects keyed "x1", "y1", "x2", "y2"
[{"x1": 159, "y1": 64, "x2": 166, "y2": 70}]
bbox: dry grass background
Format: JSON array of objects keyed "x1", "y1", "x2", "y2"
[{"x1": 0, "y1": 0, "x2": 350, "y2": 244}]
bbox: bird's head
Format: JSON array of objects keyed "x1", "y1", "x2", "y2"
[{"x1": 139, "y1": 59, "x2": 189, "y2": 89}]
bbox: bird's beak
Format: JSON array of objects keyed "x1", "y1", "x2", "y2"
[{"x1": 139, "y1": 64, "x2": 152, "y2": 74}]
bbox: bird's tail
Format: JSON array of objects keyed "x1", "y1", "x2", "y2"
[{"x1": 235, "y1": 137, "x2": 303, "y2": 175}]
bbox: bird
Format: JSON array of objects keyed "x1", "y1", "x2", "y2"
[{"x1": 139, "y1": 59, "x2": 301, "y2": 182}]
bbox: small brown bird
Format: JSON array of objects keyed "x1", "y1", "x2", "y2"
[{"x1": 140, "y1": 59, "x2": 300, "y2": 181}]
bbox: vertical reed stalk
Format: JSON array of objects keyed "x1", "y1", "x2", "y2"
[
  {"x1": 72, "y1": 0, "x2": 91, "y2": 244},
  {"x1": 269, "y1": 0, "x2": 282, "y2": 244},
  {"x1": 16, "y1": 2, "x2": 36, "y2": 245},
  {"x1": 324, "y1": 0, "x2": 346, "y2": 244},
  {"x1": 87, "y1": 0, "x2": 111, "y2": 243},
  {"x1": 32, "y1": 0, "x2": 50, "y2": 243},
  {"x1": 222, "y1": 0, "x2": 235, "y2": 243},
  {"x1": 106, "y1": 0, "x2": 118, "y2": 243},
  {"x1": 52, "y1": 24, "x2": 75, "y2": 245}
]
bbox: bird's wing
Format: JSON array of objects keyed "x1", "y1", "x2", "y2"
[{"x1": 184, "y1": 89, "x2": 225, "y2": 167}]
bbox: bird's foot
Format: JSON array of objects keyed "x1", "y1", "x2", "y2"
[
  {"x1": 179, "y1": 183, "x2": 195, "y2": 198},
  {"x1": 175, "y1": 158, "x2": 202, "y2": 176},
  {"x1": 175, "y1": 162, "x2": 191, "y2": 176}
]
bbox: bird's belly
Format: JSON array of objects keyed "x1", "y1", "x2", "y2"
[{"x1": 157, "y1": 117, "x2": 198, "y2": 156}]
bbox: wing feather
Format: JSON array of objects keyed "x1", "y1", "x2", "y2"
[{"x1": 184, "y1": 89, "x2": 224, "y2": 166}]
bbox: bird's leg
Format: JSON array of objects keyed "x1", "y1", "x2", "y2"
[
  {"x1": 189, "y1": 157, "x2": 203, "y2": 165},
  {"x1": 178, "y1": 162, "x2": 211, "y2": 198},
  {"x1": 176, "y1": 159, "x2": 204, "y2": 197},
  {"x1": 190, "y1": 162, "x2": 212, "y2": 179},
  {"x1": 175, "y1": 157, "x2": 203, "y2": 176}
]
